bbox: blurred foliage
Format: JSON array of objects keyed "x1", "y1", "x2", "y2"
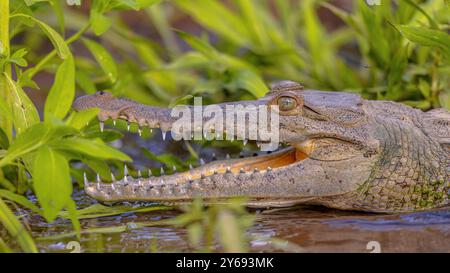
[
  {"x1": 0, "y1": 0, "x2": 449, "y2": 252},
  {"x1": 171, "y1": 198, "x2": 254, "y2": 252}
]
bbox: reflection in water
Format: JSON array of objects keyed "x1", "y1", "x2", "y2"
[
  {"x1": 32, "y1": 197, "x2": 450, "y2": 253},
  {"x1": 29, "y1": 133, "x2": 450, "y2": 253}
]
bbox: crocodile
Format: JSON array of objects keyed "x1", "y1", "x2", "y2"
[{"x1": 73, "y1": 81, "x2": 450, "y2": 213}]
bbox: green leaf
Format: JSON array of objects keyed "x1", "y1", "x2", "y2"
[
  {"x1": 3, "y1": 73, "x2": 40, "y2": 135},
  {"x1": 82, "y1": 38, "x2": 118, "y2": 83},
  {"x1": 44, "y1": 55, "x2": 75, "y2": 120},
  {"x1": 176, "y1": 31, "x2": 251, "y2": 70},
  {"x1": 0, "y1": 96, "x2": 12, "y2": 125},
  {"x1": 176, "y1": 31, "x2": 218, "y2": 60},
  {"x1": 440, "y1": 91, "x2": 450, "y2": 110},
  {"x1": 0, "y1": 128, "x2": 9, "y2": 149},
  {"x1": 137, "y1": 0, "x2": 162, "y2": 8},
  {"x1": 0, "y1": 237, "x2": 13, "y2": 253},
  {"x1": 9, "y1": 48, "x2": 29, "y2": 67},
  {"x1": 0, "y1": 190, "x2": 42, "y2": 215},
  {"x1": 50, "y1": 0, "x2": 65, "y2": 35},
  {"x1": 0, "y1": 176, "x2": 15, "y2": 191},
  {"x1": 82, "y1": 157, "x2": 112, "y2": 181},
  {"x1": 0, "y1": 123, "x2": 75, "y2": 168},
  {"x1": 141, "y1": 149, "x2": 184, "y2": 169},
  {"x1": 65, "y1": 199, "x2": 80, "y2": 238},
  {"x1": 396, "y1": 25, "x2": 450, "y2": 61},
  {"x1": 217, "y1": 209, "x2": 245, "y2": 252},
  {"x1": 65, "y1": 108, "x2": 99, "y2": 130},
  {"x1": 0, "y1": 198, "x2": 38, "y2": 253},
  {"x1": 90, "y1": 10, "x2": 112, "y2": 36},
  {"x1": 33, "y1": 146, "x2": 72, "y2": 222},
  {"x1": 403, "y1": 0, "x2": 439, "y2": 29},
  {"x1": 233, "y1": 70, "x2": 268, "y2": 98},
  {"x1": 75, "y1": 69, "x2": 97, "y2": 94},
  {"x1": 11, "y1": 14, "x2": 70, "y2": 59},
  {"x1": 50, "y1": 138, "x2": 131, "y2": 162},
  {"x1": 174, "y1": 0, "x2": 251, "y2": 47},
  {"x1": 24, "y1": 0, "x2": 49, "y2": 6}
]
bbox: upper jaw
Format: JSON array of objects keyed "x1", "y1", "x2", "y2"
[{"x1": 74, "y1": 92, "x2": 283, "y2": 145}]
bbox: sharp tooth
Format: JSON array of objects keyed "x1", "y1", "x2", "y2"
[
  {"x1": 160, "y1": 166, "x2": 165, "y2": 175},
  {"x1": 137, "y1": 179, "x2": 142, "y2": 187},
  {"x1": 150, "y1": 128, "x2": 153, "y2": 133},
  {"x1": 124, "y1": 175, "x2": 128, "y2": 183},
  {"x1": 111, "y1": 172, "x2": 116, "y2": 182},
  {"x1": 162, "y1": 131, "x2": 167, "y2": 141},
  {"x1": 174, "y1": 185, "x2": 185, "y2": 195},
  {"x1": 113, "y1": 120, "x2": 116, "y2": 126},
  {"x1": 111, "y1": 183, "x2": 115, "y2": 191},
  {"x1": 200, "y1": 158, "x2": 205, "y2": 165},
  {"x1": 137, "y1": 170, "x2": 142, "y2": 178},
  {"x1": 99, "y1": 121, "x2": 104, "y2": 132},
  {"x1": 83, "y1": 172, "x2": 88, "y2": 185},
  {"x1": 267, "y1": 167, "x2": 272, "y2": 172},
  {"x1": 124, "y1": 165, "x2": 129, "y2": 176},
  {"x1": 96, "y1": 173, "x2": 101, "y2": 183},
  {"x1": 127, "y1": 122, "x2": 130, "y2": 131},
  {"x1": 189, "y1": 164, "x2": 193, "y2": 170},
  {"x1": 138, "y1": 127, "x2": 142, "y2": 136},
  {"x1": 160, "y1": 178, "x2": 165, "y2": 185},
  {"x1": 257, "y1": 142, "x2": 261, "y2": 148},
  {"x1": 148, "y1": 169, "x2": 153, "y2": 177},
  {"x1": 243, "y1": 139, "x2": 248, "y2": 146},
  {"x1": 226, "y1": 154, "x2": 230, "y2": 159},
  {"x1": 173, "y1": 166, "x2": 177, "y2": 172}
]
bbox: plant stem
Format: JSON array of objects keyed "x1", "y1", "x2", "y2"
[
  {"x1": 27, "y1": 23, "x2": 91, "y2": 79},
  {"x1": 0, "y1": 0, "x2": 12, "y2": 141}
]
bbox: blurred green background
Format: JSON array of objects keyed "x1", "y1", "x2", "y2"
[
  {"x1": 0, "y1": 0, "x2": 449, "y2": 252},
  {"x1": 6, "y1": 0, "x2": 450, "y2": 111}
]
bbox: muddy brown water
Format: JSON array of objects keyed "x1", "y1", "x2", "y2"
[{"x1": 26, "y1": 132, "x2": 450, "y2": 253}]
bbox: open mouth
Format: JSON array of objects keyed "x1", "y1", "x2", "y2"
[
  {"x1": 89, "y1": 117, "x2": 308, "y2": 181},
  {"x1": 82, "y1": 116, "x2": 310, "y2": 204}
]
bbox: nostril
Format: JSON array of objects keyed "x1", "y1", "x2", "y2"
[{"x1": 99, "y1": 91, "x2": 105, "y2": 95}]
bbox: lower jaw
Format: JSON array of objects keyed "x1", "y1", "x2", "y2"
[
  {"x1": 155, "y1": 198, "x2": 317, "y2": 208},
  {"x1": 84, "y1": 143, "x2": 311, "y2": 204}
]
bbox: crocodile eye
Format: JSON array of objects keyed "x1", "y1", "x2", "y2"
[{"x1": 277, "y1": 96, "x2": 297, "y2": 111}]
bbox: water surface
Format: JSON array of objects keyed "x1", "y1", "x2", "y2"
[{"x1": 29, "y1": 132, "x2": 450, "y2": 253}]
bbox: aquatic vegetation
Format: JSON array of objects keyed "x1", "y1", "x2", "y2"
[{"x1": 0, "y1": 0, "x2": 449, "y2": 252}]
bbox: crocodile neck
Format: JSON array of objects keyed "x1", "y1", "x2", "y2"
[{"x1": 357, "y1": 112, "x2": 449, "y2": 212}]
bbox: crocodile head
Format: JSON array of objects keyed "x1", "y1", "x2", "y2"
[{"x1": 73, "y1": 81, "x2": 450, "y2": 212}]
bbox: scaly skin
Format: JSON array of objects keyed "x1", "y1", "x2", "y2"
[{"x1": 73, "y1": 81, "x2": 450, "y2": 213}]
